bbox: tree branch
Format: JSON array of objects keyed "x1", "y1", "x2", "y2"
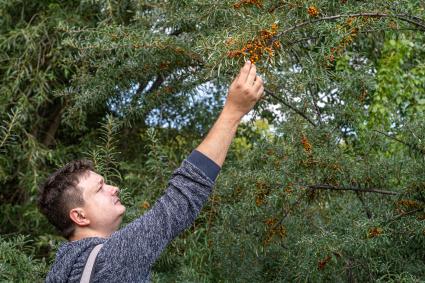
[
  {"x1": 374, "y1": 130, "x2": 425, "y2": 155},
  {"x1": 385, "y1": 208, "x2": 423, "y2": 226},
  {"x1": 131, "y1": 75, "x2": 166, "y2": 107},
  {"x1": 281, "y1": 28, "x2": 421, "y2": 50},
  {"x1": 273, "y1": 193, "x2": 304, "y2": 230},
  {"x1": 302, "y1": 184, "x2": 399, "y2": 195},
  {"x1": 276, "y1": 13, "x2": 425, "y2": 37},
  {"x1": 286, "y1": 46, "x2": 323, "y2": 124},
  {"x1": 42, "y1": 100, "x2": 67, "y2": 147},
  {"x1": 355, "y1": 191, "x2": 372, "y2": 219},
  {"x1": 264, "y1": 88, "x2": 317, "y2": 127},
  {"x1": 271, "y1": 183, "x2": 399, "y2": 231},
  {"x1": 0, "y1": 108, "x2": 21, "y2": 149}
]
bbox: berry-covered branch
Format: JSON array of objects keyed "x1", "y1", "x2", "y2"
[
  {"x1": 303, "y1": 184, "x2": 400, "y2": 196},
  {"x1": 277, "y1": 12, "x2": 425, "y2": 38},
  {"x1": 374, "y1": 130, "x2": 425, "y2": 155}
]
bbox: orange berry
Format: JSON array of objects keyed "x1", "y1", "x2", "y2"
[
  {"x1": 307, "y1": 6, "x2": 319, "y2": 17},
  {"x1": 301, "y1": 134, "x2": 312, "y2": 153},
  {"x1": 367, "y1": 227, "x2": 383, "y2": 238},
  {"x1": 141, "y1": 201, "x2": 150, "y2": 209}
]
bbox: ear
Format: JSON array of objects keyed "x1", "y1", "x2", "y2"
[{"x1": 69, "y1": 208, "x2": 90, "y2": 226}]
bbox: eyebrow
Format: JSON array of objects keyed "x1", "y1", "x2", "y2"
[{"x1": 96, "y1": 177, "x2": 104, "y2": 191}]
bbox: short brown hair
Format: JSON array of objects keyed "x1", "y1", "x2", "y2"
[{"x1": 38, "y1": 160, "x2": 94, "y2": 238}]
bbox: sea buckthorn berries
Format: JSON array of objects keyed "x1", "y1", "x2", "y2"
[
  {"x1": 367, "y1": 227, "x2": 383, "y2": 238},
  {"x1": 301, "y1": 134, "x2": 312, "y2": 153},
  {"x1": 227, "y1": 23, "x2": 280, "y2": 63},
  {"x1": 307, "y1": 6, "x2": 319, "y2": 17},
  {"x1": 233, "y1": 0, "x2": 262, "y2": 9}
]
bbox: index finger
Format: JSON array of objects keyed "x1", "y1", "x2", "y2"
[
  {"x1": 246, "y1": 63, "x2": 257, "y2": 85},
  {"x1": 237, "y1": 61, "x2": 252, "y2": 83}
]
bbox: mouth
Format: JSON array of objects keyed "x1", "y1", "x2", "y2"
[{"x1": 114, "y1": 198, "x2": 121, "y2": 205}]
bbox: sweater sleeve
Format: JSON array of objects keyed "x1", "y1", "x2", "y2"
[{"x1": 93, "y1": 154, "x2": 219, "y2": 281}]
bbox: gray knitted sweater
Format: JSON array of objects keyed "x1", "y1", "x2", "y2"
[{"x1": 45, "y1": 153, "x2": 218, "y2": 283}]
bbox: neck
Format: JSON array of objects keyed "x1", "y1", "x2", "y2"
[{"x1": 69, "y1": 228, "x2": 113, "y2": 241}]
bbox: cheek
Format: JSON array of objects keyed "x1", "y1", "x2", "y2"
[{"x1": 86, "y1": 196, "x2": 110, "y2": 214}]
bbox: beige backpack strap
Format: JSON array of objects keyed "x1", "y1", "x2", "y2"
[{"x1": 80, "y1": 244, "x2": 103, "y2": 283}]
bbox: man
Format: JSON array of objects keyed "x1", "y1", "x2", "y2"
[{"x1": 38, "y1": 61, "x2": 264, "y2": 282}]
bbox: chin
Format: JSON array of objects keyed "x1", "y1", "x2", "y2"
[{"x1": 117, "y1": 203, "x2": 126, "y2": 215}]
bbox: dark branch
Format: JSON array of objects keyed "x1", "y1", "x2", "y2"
[
  {"x1": 302, "y1": 184, "x2": 399, "y2": 195},
  {"x1": 271, "y1": 183, "x2": 398, "y2": 230},
  {"x1": 131, "y1": 75, "x2": 166, "y2": 107},
  {"x1": 386, "y1": 208, "x2": 423, "y2": 224},
  {"x1": 42, "y1": 99, "x2": 67, "y2": 147},
  {"x1": 273, "y1": 193, "x2": 304, "y2": 230},
  {"x1": 355, "y1": 191, "x2": 373, "y2": 219},
  {"x1": 277, "y1": 13, "x2": 425, "y2": 37},
  {"x1": 283, "y1": 28, "x2": 421, "y2": 48},
  {"x1": 287, "y1": 47, "x2": 322, "y2": 123},
  {"x1": 264, "y1": 88, "x2": 317, "y2": 127},
  {"x1": 145, "y1": 75, "x2": 165, "y2": 95},
  {"x1": 374, "y1": 130, "x2": 425, "y2": 155}
]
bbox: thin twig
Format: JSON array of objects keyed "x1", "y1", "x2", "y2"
[
  {"x1": 264, "y1": 88, "x2": 317, "y2": 127},
  {"x1": 286, "y1": 46, "x2": 323, "y2": 124},
  {"x1": 355, "y1": 191, "x2": 373, "y2": 219},
  {"x1": 0, "y1": 108, "x2": 20, "y2": 149},
  {"x1": 277, "y1": 13, "x2": 425, "y2": 37},
  {"x1": 386, "y1": 208, "x2": 423, "y2": 225},
  {"x1": 374, "y1": 130, "x2": 425, "y2": 155},
  {"x1": 302, "y1": 184, "x2": 399, "y2": 195},
  {"x1": 282, "y1": 28, "x2": 420, "y2": 48},
  {"x1": 273, "y1": 193, "x2": 305, "y2": 230}
]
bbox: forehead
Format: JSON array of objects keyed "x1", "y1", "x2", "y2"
[{"x1": 77, "y1": 170, "x2": 103, "y2": 191}]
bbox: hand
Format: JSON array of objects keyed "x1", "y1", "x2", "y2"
[
  {"x1": 222, "y1": 61, "x2": 264, "y2": 121},
  {"x1": 195, "y1": 62, "x2": 263, "y2": 166}
]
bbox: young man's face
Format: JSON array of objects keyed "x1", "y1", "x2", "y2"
[{"x1": 78, "y1": 170, "x2": 126, "y2": 234}]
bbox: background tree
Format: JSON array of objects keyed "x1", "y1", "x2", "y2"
[{"x1": 0, "y1": 0, "x2": 424, "y2": 282}]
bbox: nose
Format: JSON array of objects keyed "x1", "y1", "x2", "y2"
[{"x1": 106, "y1": 184, "x2": 119, "y2": 196}]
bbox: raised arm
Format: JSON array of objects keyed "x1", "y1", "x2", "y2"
[
  {"x1": 196, "y1": 61, "x2": 264, "y2": 166},
  {"x1": 96, "y1": 62, "x2": 264, "y2": 281}
]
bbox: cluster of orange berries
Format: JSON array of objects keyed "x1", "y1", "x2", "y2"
[
  {"x1": 327, "y1": 17, "x2": 371, "y2": 63},
  {"x1": 140, "y1": 200, "x2": 150, "y2": 209},
  {"x1": 358, "y1": 88, "x2": 368, "y2": 102},
  {"x1": 284, "y1": 182, "x2": 293, "y2": 194},
  {"x1": 301, "y1": 134, "x2": 312, "y2": 154},
  {"x1": 395, "y1": 199, "x2": 423, "y2": 217},
  {"x1": 307, "y1": 5, "x2": 319, "y2": 17},
  {"x1": 232, "y1": 186, "x2": 243, "y2": 198},
  {"x1": 227, "y1": 23, "x2": 281, "y2": 63},
  {"x1": 317, "y1": 255, "x2": 332, "y2": 270},
  {"x1": 255, "y1": 180, "x2": 270, "y2": 206},
  {"x1": 264, "y1": 217, "x2": 286, "y2": 245},
  {"x1": 233, "y1": 0, "x2": 263, "y2": 9},
  {"x1": 367, "y1": 227, "x2": 383, "y2": 238},
  {"x1": 328, "y1": 26, "x2": 359, "y2": 63},
  {"x1": 396, "y1": 199, "x2": 422, "y2": 209},
  {"x1": 159, "y1": 61, "x2": 170, "y2": 70}
]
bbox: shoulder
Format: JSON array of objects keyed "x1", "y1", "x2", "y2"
[{"x1": 46, "y1": 237, "x2": 106, "y2": 283}]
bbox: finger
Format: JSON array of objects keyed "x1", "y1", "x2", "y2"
[
  {"x1": 257, "y1": 85, "x2": 264, "y2": 98},
  {"x1": 246, "y1": 63, "x2": 257, "y2": 85},
  {"x1": 231, "y1": 73, "x2": 240, "y2": 87},
  {"x1": 237, "y1": 61, "x2": 252, "y2": 83},
  {"x1": 253, "y1": 76, "x2": 263, "y2": 91},
  {"x1": 230, "y1": 68, "x2": 243, "y2": 87}
]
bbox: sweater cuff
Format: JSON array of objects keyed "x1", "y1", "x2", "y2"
[{"x1": 187, "y1": 150, "x2": 221, "y2": 182}]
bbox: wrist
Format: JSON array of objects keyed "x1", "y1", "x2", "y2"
[{"x1": 220, "y1": 106, "x2": 243, "y2": 124}]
